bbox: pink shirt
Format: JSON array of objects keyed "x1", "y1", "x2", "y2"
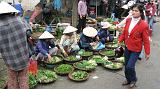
[{"x1": 78, "y1": 1, "x2": 87, "y2": 16}]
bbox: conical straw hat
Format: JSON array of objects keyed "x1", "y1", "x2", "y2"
[
  {"x1": 39, "y1": 31, "x2": 55, "y2": 39},
  {"x1": 83, "y1": 27, "x2": 97, "y2": 37},
  {"x1": 0, "y1": 1, "x2": 19, "y2": 14},
  {"x1": 63, "y1": 26, "x2": 78, "y2": 34}
]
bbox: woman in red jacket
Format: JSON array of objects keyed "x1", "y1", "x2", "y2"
[{"x1": 118, "y1": 3, "x2": 150, "y2": 88}]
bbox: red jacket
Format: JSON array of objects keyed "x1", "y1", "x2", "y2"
[{"x1": 118, "y1": 18, "x2": 150, "y2": 55}]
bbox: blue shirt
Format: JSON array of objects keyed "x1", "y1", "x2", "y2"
[
  {"x1": 35, "y1": 39, "x2": 55, "y2": 56},
  {"x1": 97, "y1": 28, "x2": 113, "y2": 44},
  {"x1": 79, "y1": 34, "x2": 97, "y2": 50}
]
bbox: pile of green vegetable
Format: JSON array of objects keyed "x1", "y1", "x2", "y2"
[
  {"x1": 33, "y1": 27, "x2": 45, "y2": 33},
  {"x1": 36, "y1": 70, "x2": 58, "y2": 83},
  {"x1": 103, "y1": 60, "x2": 123, "y2": 70},
  {"x1": 116, "y1": 57, "x2": 125, "y2": 63},
  {"x1": 74, "y1": 60, "x2": 97, "y2": 71},
  {"x1": 65, "y1": 55, "x2": 81, "y2": 62},
  {"x1": 54, "y1": 64, "x2": 74, "y2": 74},
  {"x1": 69, "y1": 70, "x2": 89, "y2": 81},
  {"x1": 99, "y1": 50, "x2": 115, "y2": 56},
  {"x1": 45, "y1": 56, "x2": 62, "y2": 64},
  {"x1": 106, "y1": 43, "x2": 118, "y2": 48},
  {"x1": 90, "y1": 55, "x2": 106, "y2": 64},
  {"x1": 80, "y1": 51, "x2": 93, "y2": 57},
  {"x1": 28, "y1": 73, "x2": 37, "y2": 89}
]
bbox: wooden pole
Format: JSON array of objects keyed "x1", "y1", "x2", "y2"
[{"x1": 72, "y1": 0, "x2": 78, "y2": 27}]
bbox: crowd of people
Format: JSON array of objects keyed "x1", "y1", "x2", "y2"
[{"x1": 0, "y1": 0, "x2": 159, "y2": 89}]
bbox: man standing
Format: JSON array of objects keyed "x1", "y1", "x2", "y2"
[
  {"x1": 77, "y1": 0, "x2": 87, "y2": 33},
  {"x1": 0, "y1": 1, "x2": 30, "y2": 89}
]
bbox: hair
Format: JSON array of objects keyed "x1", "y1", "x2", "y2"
[
  {"x1": 64, "y1": 32, "x2": 73, "y2": 36},
  {"x1": 131, "y1": 3, "x2": 145, "y2": 20}
]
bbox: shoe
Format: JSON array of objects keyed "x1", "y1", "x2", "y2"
[
  {"x1": 122, "y1": 80, "x2": 130, "y2": 86},
  {"x1": 138, "y1": 57, "x2": 142, "y2": 60},
  {"x1": 129, "y1": 81, "x2": 136, "y2": 88}
]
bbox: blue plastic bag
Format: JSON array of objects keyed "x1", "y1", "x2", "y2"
[{"x1": 96, "y1": 42, "x2": 105, "y2": 50}]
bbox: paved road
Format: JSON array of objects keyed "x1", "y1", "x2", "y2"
[{"x1": 35, "y1": 21, "x2": 160, "y2": 89}]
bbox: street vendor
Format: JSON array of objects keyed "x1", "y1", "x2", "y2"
[
  {"x1": 97, "y1": 22, "x2": 114, "y2": 44},
  {"x1": 59, "y1": 26, "x2": 80, "y2": 57},
  {"x1": 35, "y1": 31, "x2": 58, "y2": 61},
  {"x1": 79, "y1": 27, "x2": 98, "y2": 50}
]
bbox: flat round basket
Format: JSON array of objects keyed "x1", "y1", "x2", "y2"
[
  {"x1": 99, "y1": 49, "x2": 115, "y2": 57},
  {"x1": 44, "y1": 55, "x2": 63, "y2": 69},
  {"x1": 80, "y1": 51, "x2": 93, "y2": 60},
  {"x1": 88, "y1": 55, "x2": 105, "y2": 64},
  {"x1": 36, "y1": 70, "x2": 58, "y2": 84},
  {"x1": 68, "y1": 70, "x2": 89, "y2": 82},
  {"x1": 105, "y1": 43, "x2": 118, "y2": 49},
  {"x1": 64, "y1": 55, "x2": 82, "y2": 63},
  {"x1": 73, "y1": 61, "x2": 96, "y2": 71},
  {"x1": 54, "y1": 64, "x2": 74, "y2": 75},
  {"x1": 103, "y1": 61, "x2": 123, "y2": 70}
]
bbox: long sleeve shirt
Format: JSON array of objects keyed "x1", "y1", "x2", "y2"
[
  {"x1": 79, "y1": 34, "x2": 97, "y2": 50},
  {"x1": 78, "y1": 0, "x2": 87, "y2": 16},
  {"x1": 59, "y1": 32, "x2": 78, "y2": 52},
  {"x1": 35, "y1": 39, "x2": 55, "y2": 56},
  {"x1": 97, "y1": 28, "x2": 112, "y2": 44}
]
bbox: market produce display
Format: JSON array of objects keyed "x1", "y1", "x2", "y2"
[
  {"x1": 44, "y1": 55, "x2": 63, "y2": 64},
  {"x1": 106, "y1": 43, "x2": 118, "y2": 49},
  {"x1": 36, "y1": 70, "x2": 58, "y2": 84},
  {"x1": 116, "y1": 57, "x2": 125, "y2": 63},
  {"x1": 64, "y1": 55, "x2": 82, "y2": 62},
  {"x1": 79, "y1": 51, "x2": 93, "y2": 57},
  {"x1": 108, "y1": 25, "x2": 117, "y2": 31},
  {"x1": 89, "y1": 55, "x2": 107, "y2": 64},
  {"x1": 28, "y1": 73, "x2": 37, "y2": 89},
  {"x1": 103, "y1": 59, "x2": 123, "y2": 70},
  {"x1": 54, "y1": 64, "x2": 74, "y2": 75},
  {"x1": 99, "y1": 49, "x2": 115, "y2": 57},
  {"x1": 33, "y1": 27, "x2": 45, "y2": 33},
  {"x1": 73, "y1": 60, "x2": 97, "y2": 71},
  {"x1": 68, "y1": 70, "x2": 89, "y2": 82}
]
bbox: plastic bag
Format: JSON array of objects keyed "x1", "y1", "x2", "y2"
[
  {"x1": 28, "y1": 56, "x2": 38, "y2": 76},
  {"x1": 96, "y1": 42, "x2": 105, "y2": 50}
]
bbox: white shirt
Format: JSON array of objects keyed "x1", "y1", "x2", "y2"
[{"x1": 128, "y1": 17, "x2": 141, "y2": 35}]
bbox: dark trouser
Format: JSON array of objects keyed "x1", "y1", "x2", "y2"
[
  {"x1": 77, "y1": 15, "x2": 86, "y2": 33},
  {"x1": 124, "y1": 47, "x2": 140, "y2": 83}
]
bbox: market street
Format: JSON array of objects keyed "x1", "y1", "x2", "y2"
[
  {"x1": 34, "y1": 20, "x2": 160, "y2": 89},
  {"x1": 0, "y1": 20, "x2": 160, "y2": 89}
]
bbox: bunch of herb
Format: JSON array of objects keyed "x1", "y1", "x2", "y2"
[
  {"x1": 71, "y1": 71, "x2": 89, "y2": 80},
  {"x1": 28, "y1": 73, "x2": 37, "y2": 89},
  {"x1": 54, "y1": 64, "x2": 73, "y2": 74},
  {"x1": 36, "y1": 70, "x2": 57, "y2": 83}
]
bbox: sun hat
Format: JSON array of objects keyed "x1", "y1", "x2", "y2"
[
  {"x1": 122, "y1": 4, "x2": 128, "y2": 9},
  {"x1": 39, "y1": 31, "x2": 55, "y2": 39},
  {"x1": 0, "y1": 1, "x2": 19, "y2": 14},
  {"x1": 83, "y1": 27, "x2": 97, "y2": 37},
  {"x1": 127, "y1": 1, "x2": 135, "y2": 7},
  {"x1": 101, "y1": 22, "x2": 111, "y2": 29},
  {"x1": 63, "y1": 26, "x2": 78, "y2": 34}
]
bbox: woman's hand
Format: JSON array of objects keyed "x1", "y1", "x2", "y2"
[
  {"x1": 145, "y1": 54, "x2": 150, "y2": 61},
  {"x1": 63, "y1": 51, "x2": 68, "y2": 57},
  {"x1": 47, "y1": 54, "x2": 52, "y2": 61},
  {"x1": 90, "y1": 42, "x2": 97, "y2": 46}
]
